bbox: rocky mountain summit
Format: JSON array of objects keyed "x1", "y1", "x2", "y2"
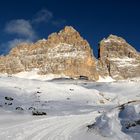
[
  {"x1": 0, "y1": 26, "x2": 98, "y2": 80},
  {"x1": 98, "y1": 35, "x2": 140, "y2": 80},
  {"x1": 0, "y1": 26, "x2": 140, "y2": 81}
]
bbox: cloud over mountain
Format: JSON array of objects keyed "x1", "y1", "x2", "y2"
[
  {"x1": 32, "y1": 9, "x2": 53, "y2": 24},
  {"x1": 1, "y1": 8, "x2": 66, "y2": 54},
  {"x1": 5, "y1": 19, "x2": 37, "y2": 40}
]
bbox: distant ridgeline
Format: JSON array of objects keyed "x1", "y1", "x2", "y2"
[{"x1": 0, "y1": 26, "x2": 140, "y2": 81}]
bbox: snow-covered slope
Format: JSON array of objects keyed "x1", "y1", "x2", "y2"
[
  {"x1": 76, "y1": 101, "x2": 140, "y2": 140},
  {"x1": 0, "y1": 76, "x2": 140, "y2": 139}
]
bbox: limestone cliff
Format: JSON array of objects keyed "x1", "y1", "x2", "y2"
[
  {"x1": 0, "y1": 27, "x2": 140, "y2": 81},
  {"x1": 0, "y1": 26, "x2": 99, "y2": 80},
  {"x1": 97, "y1": 35, "x2": 140, "y2": 80}
]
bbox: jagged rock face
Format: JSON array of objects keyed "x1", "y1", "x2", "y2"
[
  {"x1": 98, "y1": 35, "x2": 140, "y2": 80},
  {"x1": 0, "y1": 26, "x2": 99, "y2": 80},
  {"x1": 1, "y1": 27, "x2": 140, "y2": 81}
]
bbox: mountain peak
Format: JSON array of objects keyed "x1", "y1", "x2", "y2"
[
  {"x1": 47, "y1": 26, "x2": 90, "y2": 49},
  {"x1": 108, "y1": 34, "x2": 124, "y2": 39},
  {"x1": 98, "y1": 34, "x2": 140, "y2": 80},
  {"x1": 58, "y1": 26, "x2": 77, "y2": 35},
  {"x1": 0, "y1": 27, "x2": 140, "y2": 81},
  {"x1": 101, "y1": 34, "x2": 126, "y2": 44},
  {"x1": 0, "y1": 25, "x2": 98, "y2": 80}
]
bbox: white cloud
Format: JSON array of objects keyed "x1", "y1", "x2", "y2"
[
  {"x1": 32, "y1": 9, "x2": 66, "y2": 27},
  {"x1": 5, "y1": 19, "x2": 37, "y2": 40},
  {"x1": 32, "y1": 9, "x2": 53, "y2": 24},
  {"x1": 1, "y1": 9, "x2": 66, "y2": 55}
]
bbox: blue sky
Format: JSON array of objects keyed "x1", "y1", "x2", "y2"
[{"x1": 0, "y1": 0, "x2": 140, "y2": 57}]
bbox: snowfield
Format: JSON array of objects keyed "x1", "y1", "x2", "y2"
[{"x1": 0, "y1": 75, "x2": 140, "y2": 140}]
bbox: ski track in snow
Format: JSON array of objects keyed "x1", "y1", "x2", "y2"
[{"x1": 0, "y1": 113, "x2": 96, "y2": 140}]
